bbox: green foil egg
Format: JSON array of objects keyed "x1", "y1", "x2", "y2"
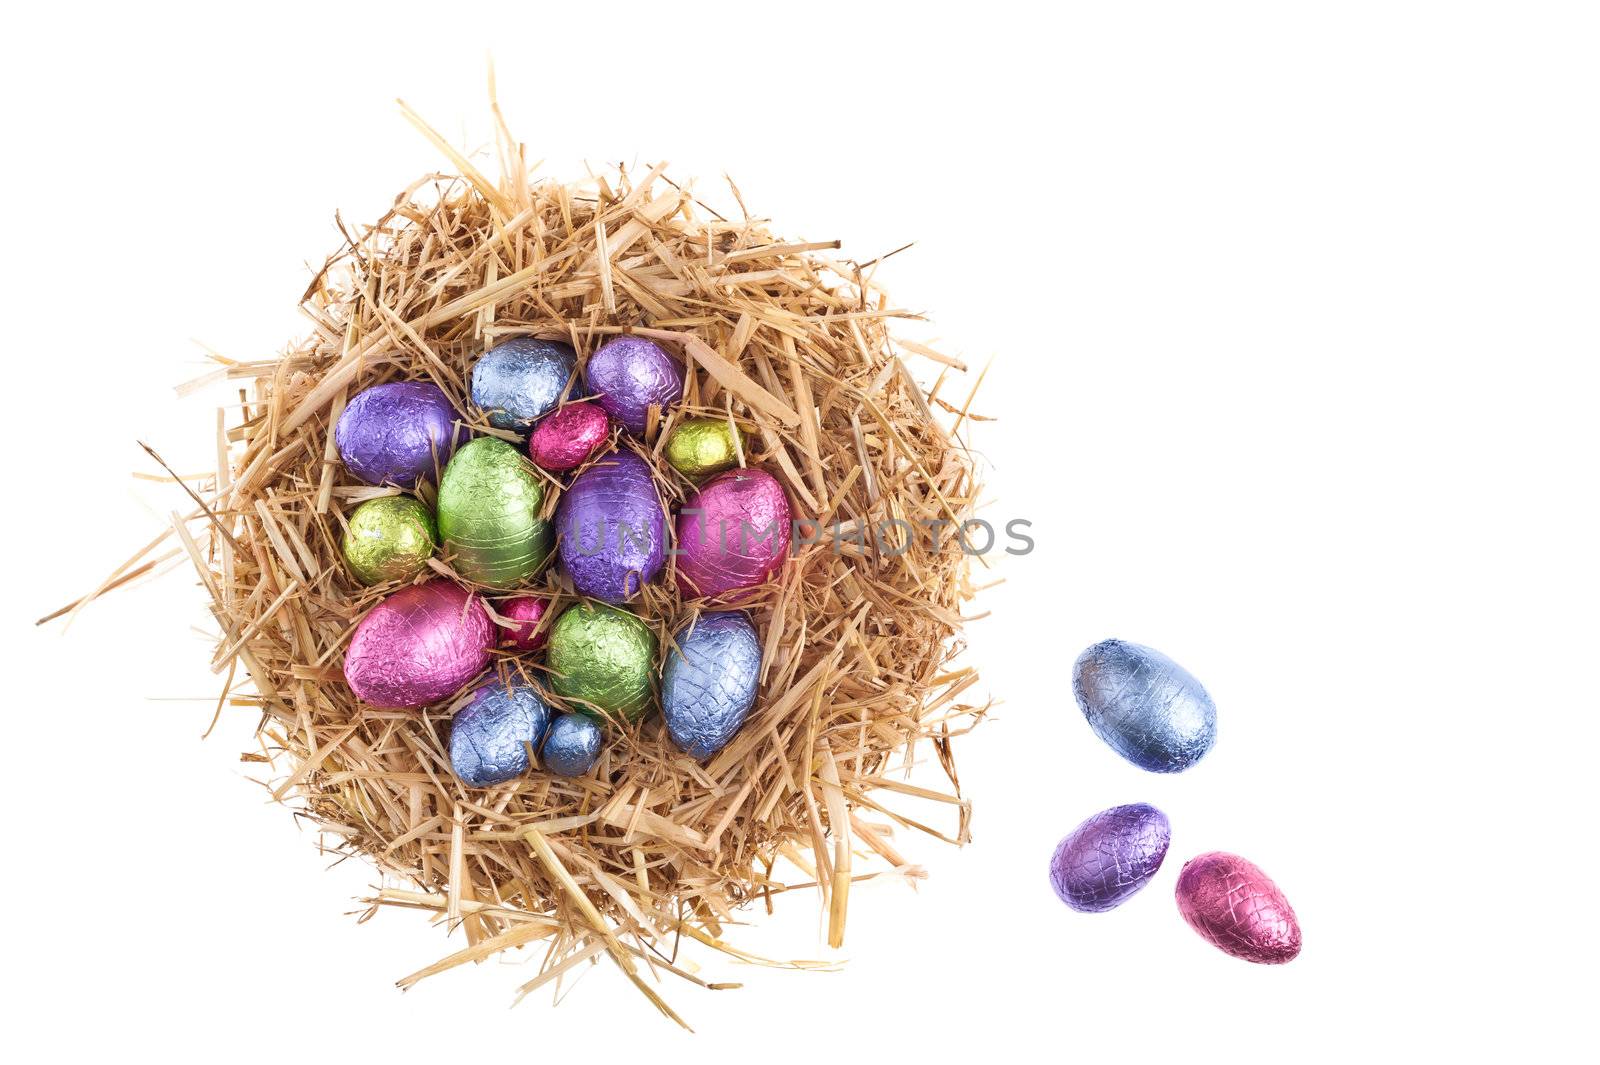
[
  {"x1": 437, "y1": 437, "x2": 552, "y2": 588},
  {"x1": 546, "y1": 603, "x2": 658, "y2": 723},
  {"x1": 664, "y1": 417, "x2": 746, "y2": 481},
  {"x1": 342, "y1": 495, "x2": 437, "y2": 585}
]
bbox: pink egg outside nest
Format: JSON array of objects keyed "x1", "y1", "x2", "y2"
[
  {"x1": 343, "y1": 580, "x2": 493, "y2": 708},
  {"x1": 527, "y1": 402, "x2": 610, "y2": 472},
  {"x1": 498, "y1": 594, "x2": 551, "y2": 650},
  {"x1": 675, "y1": 468, "x2": 791, "y2": 599}
]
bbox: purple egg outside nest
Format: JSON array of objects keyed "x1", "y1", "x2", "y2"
[
  {"x1": 1049, "y1": 802, "x2": 1171, "y2": 913},
  {"x1": 556, "y1": 449, "x2": 666, "y2": 603},
  {"x1": 584, "y1": 336, "x2": 683, "y2": 434},
  {"x1": 335, "y1": 381, "x2": 463, "y2": 487}
]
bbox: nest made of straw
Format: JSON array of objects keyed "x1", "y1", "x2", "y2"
[{"x1": 76, "y1": 105, "x2": 990, "y2": 1024}]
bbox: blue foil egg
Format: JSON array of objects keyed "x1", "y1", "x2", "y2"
[
  {"x1": 448, "y1": 677, "x2": 553, "y2": 787},
  {"x1": 661, "y1": 611, "x2": 761, "y2": 759},
  {"x1": 1073, "y1": 639, "x2": 1216, "y2": 772},
  {"x1": 470, "y1": 337, "x2": 581, "y2": 431},
  {"x1": 1049, "y1": 802, "x2": 1171, "y2": 912},
  {"x1": 542, "y1": 714, "x2": 603, "y2": 777}
]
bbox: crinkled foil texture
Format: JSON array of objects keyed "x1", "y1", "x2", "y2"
[
  {"x1": 1072, "y1": 639, "x2": 1216, "y2": 772},
  {"x1": 343, "y1": 581, "x2": 492, "y2": 707},
  {"x1": 664, "y1": 417, "x2": 743, "y2": 481},
  {"x1": 335, "y1": 381, "x2": 461, "y2": 487},
  {"x1": 342, "y1": 495, "x2": 437, "y2": 585},
  {"x1": 585, "y1": 336, "x2": 683, "y2": 434},
  {"x1": 1049, "y1": 802, "x2": 1171, "y2": 912},
  {"x1": 675, "y1": 469, "x2": 791, "y2": 599},
  {"x1": 437, "y1": 438, "x2": 551, "y2": 588},
  {"x1": 542, "y1": 714, "x2": 603, "y2": 777},
  {"x1": 498, "y1": 595, "x2": 549, "y2": 650},
  {"x1": 1176, "y1": 852, "x2": 1302, "y2": 964},
  {"x1": 470, "y1": 337, "x2": 581, "y2": 430},
  {"x1": 527, "y1": 401, "x2": 610, "y2": 471},
  {"x1": 662, "y1": 611, "x2": 761, "y2": 759},
  {"x1": 547, "y1": 603, "x2": 658, "y2": 722},
  {"x1": 556, "y1": 449, "x2": 665, "y2": 603},
  {"x1": 449, "y1": 678, "x2": 553, "y2": 787}
]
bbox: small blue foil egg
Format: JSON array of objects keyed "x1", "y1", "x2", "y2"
[
  {"x1": 449, "y1": 677, "x2": 553, "y2": 788},
  {"x1": 1073, "y1": 639, "x2": 1217, "y2": 772},
  {"x1": 470, "y1": 337, "x2": 581, "y2": 431},
  {"x1": 661, "y1": 611, "x2": 761, "y2": 759},
  {"x1": 1049, "y1": 802, "x2": 1171, "y2": 912},
  {"x1": 542, "y1": 714, "x2": 603, "y2": 777}
]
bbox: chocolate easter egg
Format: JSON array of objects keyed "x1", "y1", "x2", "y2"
[
  {"x1": 1072, "y1": 639, "x2": 1216, "y2": 773},
  {"x1": 664, "y1": 417, "x2": 746, "y2": 481},
  {"x1": 584, "y1": 336, "x2": 683, "y2": 434},
  {"x1": 437, "y1": 437, "x2": 552, "y2": 588},
  {"x1": 449, "y1": 677, "x2": 553, "y2": 788},
  {"x1": 527, "y1": 401, "x2": 610, "y2": 471},
  {"x1": 1176, "y1": 852, "x2": 1302, "y2": 964},
  {"x1": 343, "y1": 581, "x2": 492, "y2": 707},
  {"x1": 662, "y1": 611, "x2": 761, "y2": 759},
  {"x1": 541, "y1": 714, "x2": 603, "y2": 777},
  {"x1": 335, "y1": 380, "x2": 462, "y2": 487},
  {"x1": 556, "y1": 449, "x2": 666, "y2": 603},
  {"x1": 546, "y1": 603, "x2": 657, "y2": 723},
  {"x1": 1048, "y1": 802, "x2": 1170, "y2": 913},
  {"x1": 675, "y1": 468, "x2": 791, "y2": 599},
  {"x1": 471, "y1": 337, "x2": 581, "y2": 431},
  {"x1": 342, "y1": 495, "x2": 436, "y2": 585},
  {"x1": 497, "y1": 595, "x2": 550, "y2": 650}
]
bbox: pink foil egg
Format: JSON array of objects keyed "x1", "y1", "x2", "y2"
[
  {"x1": 1175, "y1": 851, "x2": 1302, "y2": 964},
  {"x1": 675, "y1": 468, "x2": 791, "y2": 599},
  {"x1": 527, "y1": 401, "x2": 610, "y2": 472},
  {"x1": 498, "y1": 594, "x2": 551, "y2": 650},
  {"x1": 343, "y1": 580, "x2": 493, "y2": 708}
]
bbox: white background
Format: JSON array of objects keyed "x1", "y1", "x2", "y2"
[{"x1": 4, "y1": 2, "x2": 1597, "y2": 1060}]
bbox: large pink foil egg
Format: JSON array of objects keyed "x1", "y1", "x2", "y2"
[
  {"x1": 498, "y1": 594, "x2": 550, "y2": 650},
  {"x1": 1175, "y1": 851, "x2": 1302, "y2": 964},
  {"x1": 527, "y1": 401, "x2": 610, "y2": 472},
  {"x1": 675, "y1": 468, "x2": 791, "y2": 599},
  {"x1": 343, "y1": 580, "x2": 493, "y2": 707}
]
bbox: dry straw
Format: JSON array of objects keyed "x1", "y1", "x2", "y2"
[{"x1": 45, "y1": 98, "x2": 992, "y2": 1026}]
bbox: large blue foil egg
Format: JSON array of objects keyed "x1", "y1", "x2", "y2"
[
  {"x1": 1049, "y1": 802, "x2": 1171, "y2": 912},
  {"x1": 661, "y1": 611, "x2": 761, "y2": 759},
  {"x1": 541, "y1": 714, "x2": 603, "y2": 777},
  {"x1": 1072, "y1": 639, "x2": 1216, "y2": 772},
  {"x1": 448, "y1": 677, "x2": 553, "y2": 788},
  {"x1": 470, "y1": 337, "x2": 581, "y2": 431}
]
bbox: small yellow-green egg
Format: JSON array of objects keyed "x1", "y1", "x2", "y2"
[
  {"x1": 664, "y1": 417, "x2": 747, "y2": 481},
  {"x1": 342, "y1": 495, "x2": 437, "y2": 585}
]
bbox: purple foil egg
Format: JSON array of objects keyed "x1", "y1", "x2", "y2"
[
  {"x1": 1176, "y1": 851, "x2": 1302, "y2": 964},
  {"x1": 497, "y1": 594, "x2": 550, "y2": 650},
  {"x1": 584, "y1": 336, "x2": 683, "y2": 434},
  {"x1": 528, "y1": 401, "x2": 611, "y2": 471},
  {"x1": 335, "y1": 381, "x2": 462, "y2": 487},
  {"x1": 343, "y1": 581, "x2": 493, "y2": 707},
  {"x1": 556, "y1": 449, "x2": 666, "y2": 603},
  {"x1": 675, "y1": 468, "x2": 791, "y2": 599},
  {"x1": 1049, "y1": 802, "x2": 1171, "y2": 913}
]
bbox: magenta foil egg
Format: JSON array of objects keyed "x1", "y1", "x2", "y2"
[
  {"x1": 1176, "y1": 851, "x2": 1302, "y2": 964},
  {"x1": 498, "y1": 594, "x2": 550, "y2": 650},
  {"x1": 343, "y1": 581, "x2": 493, "y2": 708},
  {"x1": 556, "y1": 449, "x2": 666, "y2": 603},
  {"x1": 584, "y1": 336, "x2": 683, "y2": 434},
  {"x1": 675, "y1": 468, "x2": 791, "y2": 599},
  {"x1": 528, "y1": 401, "x2": 611, "y2": 472}
]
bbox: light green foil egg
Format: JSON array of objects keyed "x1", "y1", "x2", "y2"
[
  {"x1": 547, "y1": 603, "x2": 658, "y2": 723},
  {"x1": 342, "y1": 495, "x2": 437, "y2": 585},
  {"x1": 437, "y1": 437, "x2": 552, "y2": 588},
  {"x1": 664, "y1": 417, "x2": 746, "y2": 481}
]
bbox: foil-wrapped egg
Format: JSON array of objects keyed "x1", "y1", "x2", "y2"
[
  {"x1": 675, "y1": 468, "x2": 791, "y2": 599},
  {"x1": 1049, "y1": 802, "x2": 1171, "y2": 913},
  {"x1": 546, "y1": 603, "x2": 657, "y2": 723},
  {"x1": 497, "y1": 595, "x2": 550, "y2": 650},
  {"x1": 664, "y1": 417, "x2": 746, "y2": 482},
  {"x1": 471, "y1": 337, "x2": 582, "y2": 431},
  {"x1": 341, "y1": 495, "x2": 436, "y2": 586},
  {"x1": 661, "y1": 611, "x2": 762, "y2": 759},
  {"x1": 1072, "y1": 639, "x2": 1216, "y2": 773},
  {"x1": 541, "y1": 714, "x2": 603, "y2": 777},
  {"x1": 335, "y1": 380, "x2": 462, "y2": 487},
  {"x1": 437, "y1": 437, "x2": 552, "y2": 588},
  {"x1": 584, "y1": 336, "x2": 683, "y2": 434},
  {"x1": 556, "y1": 449, "x2": 665, "y2": 603},
  {"x1": 1176, "y1": 851, "x2": 1302, "y2": 964},
  {"x1": 527, "y1": 401, "x2": 610, "y2": 471},
  {"x1": 343, "y1": 581, "x2": 492, "y2": 707},
  {"x1": 449, "y1": 677, "x2": 553, "y2": 788}
]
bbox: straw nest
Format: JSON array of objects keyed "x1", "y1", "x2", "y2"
[{"x1": 58, "y1": 103, "x2": 991, "y2": 1025}]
